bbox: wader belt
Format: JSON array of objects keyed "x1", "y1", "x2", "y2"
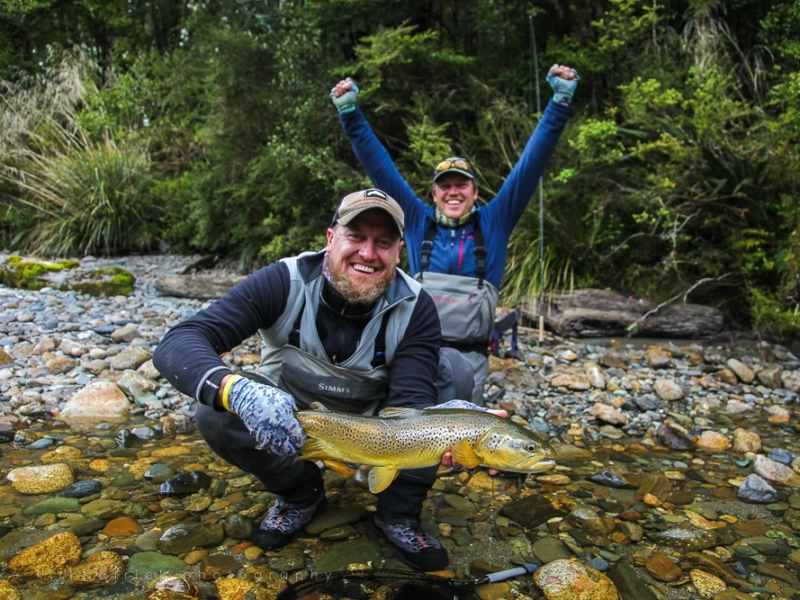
[{"x1": 442, "y1": 340, "x2": 490, "y2": 356}]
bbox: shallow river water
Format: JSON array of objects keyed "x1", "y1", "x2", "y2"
[{"x1": 0, "y1": 255, "x2": 798, "y2": 600}]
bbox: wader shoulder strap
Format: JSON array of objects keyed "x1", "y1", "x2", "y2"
[
  {"x1": 420, "y1": 218, "x2": 487, "y2": 288},
  {"x1": 371, "y1": 312, "x2": 389, "y2": 368},
  {"x1": 288, "y1": 310, "x2": 302, "y2": 349},
  {"x1": 288, "y1": 305, "x2": 389, "y2": 368}
]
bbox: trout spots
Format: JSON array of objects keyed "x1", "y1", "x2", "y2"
[{"x1": 296, "y1": 408, "x2": 556, "y2": 479}]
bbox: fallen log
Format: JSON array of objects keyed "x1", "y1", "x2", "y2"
[
  {"x1": 155, "y1": 274, "x2": 246, "y2": 300},
  {"x1": 518, "y1": 289, "x2": 724, "y2": 339}
]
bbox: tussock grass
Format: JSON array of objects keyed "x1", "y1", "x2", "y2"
[{"x1": 0, "y1": 46, "x2": 157, "y2": 256}]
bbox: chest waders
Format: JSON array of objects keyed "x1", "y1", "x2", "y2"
[
  {"x1": 258, "y1": 252, "x2": 419, "y2": 415},
  {"x1": 415, "y1": 219, "x2": 499, "y2": 353}
]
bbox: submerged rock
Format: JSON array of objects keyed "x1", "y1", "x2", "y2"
[
  {"x1": 60, "y1": 480, "x2": 102, "y2": 498},
  {"x1": 737, "y1": 474, "x2": 778, "y2": 504},
  {"x1": 127, "y1": 552, "x2": 186, "y2": 577},
  {"x1": 498, "y1": 495, "x2": 568, "y2": 528},
  {"x1": 156, "y1": 522, "x2": 225, "y2": 555},
  {"x1": 533, "y1": 558, "x2": 619, "y2": 600},
  {"x1": 650, "y1": 528, "x2": 719, "y2": 552},
  {"x1": 7, "y1": 463, "x2": 73, "y2": 494},
  {"x1": 7, "y1": 532, "x2": 82, "y2": 580},
  {"x1": 589, "y1": 469, "x2": 630, "y2": 488},
  {"x1": 66, "y1": 551, "x2": 125, "y2": 588},
  {"x1": 159, "y1": 471, "x2": 213, "y2": 496}
]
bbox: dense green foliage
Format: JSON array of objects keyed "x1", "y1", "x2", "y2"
[{"x1": 0, "y1": 0, "x2": 798, "y2": 337}]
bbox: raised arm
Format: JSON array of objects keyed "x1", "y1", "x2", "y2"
[
  {"x1": 331, "y1": 78, "x2": 429, "y2": 226},
  {"x1": 483, "y1": 65, "x2": 578, "y2": 233}
]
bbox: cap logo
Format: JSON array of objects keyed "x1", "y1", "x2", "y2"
[{"x1": 364, "y1": 189, "x2": 387, "y2": 200}]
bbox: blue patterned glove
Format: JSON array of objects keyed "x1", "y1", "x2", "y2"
[
  {"x1": 225, "y1": 377, "x2": 306, "y2": 455},
  {"x1": 330, "y1": 77, "x2": 359, "y2": 114},
  {"x1": 547, "y1": 65, "x2": 580, "y2": 104}
]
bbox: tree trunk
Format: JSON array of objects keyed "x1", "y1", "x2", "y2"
[
  {"x1": 154, "y1": 274, "x2": 246, "y2": 300},
  {"x1": 518, "y1": 289, "x2": 724, "y2": 338}
]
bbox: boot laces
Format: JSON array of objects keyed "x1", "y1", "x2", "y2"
[
  {"x1": 263, "y1": 503, "x2": 302, "y2": 533},
  {"x1": 396, "y1": 522, "x2": 435, "y2": 550}
]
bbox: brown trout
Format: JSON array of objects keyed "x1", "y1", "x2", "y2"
[{"x1": 296, "y1": 407, "x2": 555, "y2": 493}]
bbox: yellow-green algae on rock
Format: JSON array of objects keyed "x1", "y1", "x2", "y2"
[
  {"x1": 6, "y1": 463, "x2": 74, "y2": 494},
  {"x1": 0, "y1": 579, "x2": 20, "y2": 600},
  {"x1": 0, "y1": 255, "x2": 135, "y2": 296},
  {"x1": 0, "y1": 256, "x2": 78, "y2": 290},
  {"x1": 7, "y1": 531, "x2": 82, "y2": 580},
  {"x1": 70, "y1": 265, "x2": 135, "y2": 296}
]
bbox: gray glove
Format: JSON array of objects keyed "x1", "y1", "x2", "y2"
[
  {"x1": 428, "y1": 400, "x2": 488, "y2": 411},
  {"x1": 226, "y1": 377, "x2": 306, "y2": 455},
  {"x1": 547, "y1": 65, "x2": 580, "y2": 104},
  {"x1": 330, "y1": 77, "x2": 359, "y2": 114}
]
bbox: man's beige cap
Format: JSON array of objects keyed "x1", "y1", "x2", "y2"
[{"x1": 333, "y1": 188, "x2": 404, "y2": 235}]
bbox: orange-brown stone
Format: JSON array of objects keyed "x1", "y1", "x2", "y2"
[
  {"x1": 89, "y1": 459, "x2": 111, "y2": 472},
  {"x1": 646, "y1": 552, "x2": 682, "y2": 582},
  {"x1": 66, "y1": 551, "x2": 125, "y2": 588},
  {"x1": 102, "y1": 516, "x2": 143, "y2": 537},
  {"x1": 229, "y1": 541, "x2": 253, "y2": 553}
]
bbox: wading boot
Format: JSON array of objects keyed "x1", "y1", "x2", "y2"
[
  {"x1": 251, "y1": 494, "x2": 327, "y2": 550},
  {"x1": 373, "y1": 515, "x2": 449, "y2": 571}
]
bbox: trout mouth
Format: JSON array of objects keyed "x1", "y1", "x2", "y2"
[
  {"x1": 526, "y1": 458, "x2": 556, "y2": 473},
  {"x1": 493, "y1": 456, "x2": 556, "y2": 474}
]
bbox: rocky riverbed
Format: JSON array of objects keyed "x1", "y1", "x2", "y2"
[{"x1": 0, "y1": 254, "x2": 799, "y2": 600}]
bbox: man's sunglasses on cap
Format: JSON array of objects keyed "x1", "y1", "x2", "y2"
[{"x1": 434, "y1": 158, "x2": 474, "y2": 173}]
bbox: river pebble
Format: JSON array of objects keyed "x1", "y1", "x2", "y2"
[{"x1": 6, "y1": 463, "x2": 73, "y2": 494}]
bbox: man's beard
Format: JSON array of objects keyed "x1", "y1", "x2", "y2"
[{"x1": 323, "y1": 252, "x2": 393, "y2": 305}]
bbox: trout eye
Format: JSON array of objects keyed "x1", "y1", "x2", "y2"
[{"x1": 526, "y1": 443, "x2": 537, "y2": 452}]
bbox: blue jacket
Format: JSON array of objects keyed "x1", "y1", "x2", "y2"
[{"x1": 340, "y1": 99, "x2": 574, "y2": 289}]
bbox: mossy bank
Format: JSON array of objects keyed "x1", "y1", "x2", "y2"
[{"x1": 0, "y1": 256, "x2": 135, "y2": 296}]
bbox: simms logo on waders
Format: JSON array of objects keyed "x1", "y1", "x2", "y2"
[{"x1": 318, "y1": 383, "x2": 351, "y2": 395}]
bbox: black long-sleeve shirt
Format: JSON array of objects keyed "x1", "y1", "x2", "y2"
[{"x1": 153, "y1": 261, "x2": 441, "y2": 409}]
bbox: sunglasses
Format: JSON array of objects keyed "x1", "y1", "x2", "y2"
[{"x1": 434, "y1": 158, "x2": 474, "y2": 173}]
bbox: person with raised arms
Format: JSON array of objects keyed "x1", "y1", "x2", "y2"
[{"x1": 331, "y1": 65, "x2": 579, "y2": 403}]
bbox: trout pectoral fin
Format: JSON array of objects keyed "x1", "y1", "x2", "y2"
[
  {"x1": 368, "y1": 466, "x2": 400, "y2": 494},
  {"x1": 451, "y1": 440, "x2": 481, "y2": 469},
  {"x1": 298, "y1": 438, "x2": 330, "y2": 461}
]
